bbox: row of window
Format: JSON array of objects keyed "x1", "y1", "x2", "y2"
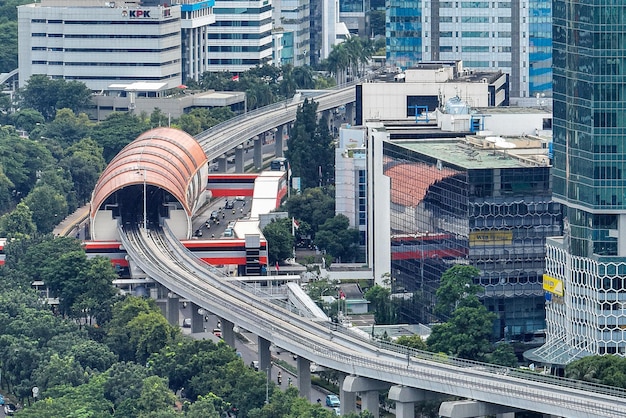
[
  {"x1": 31, "y1": 18, "x2": 178, "y2": 25},
  {"x1": 439, "y1": 1, "x2": 511, "y2": 7},
  {"x1": 32, "y1": 60, "x2": 180, "y2": 67},
  {"x1": 33, "y1": 46, "x2": 180, "y2": 53},
  {"x1": 33, "y1": 32, "x2": 180, "y2": 39}
]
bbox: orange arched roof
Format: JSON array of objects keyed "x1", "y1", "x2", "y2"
[
  {"x1": 385, "y1": 162, "x2": 458, "y2": 207},
  {"x1": 91, "y1": 127, "x2": 208, "y2": 217}
]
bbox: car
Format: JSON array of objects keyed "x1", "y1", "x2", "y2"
[
  {"x1": 210, "y1": 210, "x2": 218, "y2": 220},
  {"x1": 332, "y1": 407, "x2": 341, "y2": 416},
  {"x1": 4, "y1": 403, "x2": 17, "y2": 415},
  {"x1": 235, "y1": 196, "x2": 245, "y2": 201},
  {"x1": 212, "y1": 328, "x2": 222, "y2": 338},
  {"x1": 251, "y1": 360, "x2": 259, "y2": 371},
  {"x1": 325, "y1": 394, "x2": 340, "y2": 408},
  {"x1": 225, "y1": 200, "x2": 234, "y2": 209},
  {"x1": 182, "y1": 318, "x2": 191, "y2": 328},
  {"x1": 0, "y1": 394, "x2": 4, "y2": 405}
]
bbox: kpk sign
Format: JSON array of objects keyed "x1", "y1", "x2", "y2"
[{"x1": 122, "y1": 9, "x2": 160, "y2": 18}]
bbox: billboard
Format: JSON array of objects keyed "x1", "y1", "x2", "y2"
[
  {"x1": 469, "y1": 230, "x2": 513, "y2": 246},
  {"x1": 543, "y1": 274, "x2": 564, "y2": 297}
]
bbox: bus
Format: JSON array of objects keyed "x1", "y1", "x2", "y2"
[{"x1": 270, "y1": 157, "x2": 288, "y2": 171}]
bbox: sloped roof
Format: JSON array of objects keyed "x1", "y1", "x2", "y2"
[
  {"x1": 91, "y1": 127, "x2": 207, "y2": 217},
  {"x1": 385, "y1": 162, "x2": 458, "y2": 207}
]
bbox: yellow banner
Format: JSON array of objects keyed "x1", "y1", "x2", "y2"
[
  {"x1": 469, "y1": 230, "x2": 513, "y2": 246},
  {"x1": 543, "y1": 274, "x2": 564, "y2": 297}
]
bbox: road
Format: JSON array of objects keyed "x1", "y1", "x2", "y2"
[{"x1": 178, "y1": 305, "x2": 333, "y2": 409}]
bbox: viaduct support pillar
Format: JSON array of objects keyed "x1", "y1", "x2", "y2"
[
  {"x1": 235, "y1": 145, "x2": 245, "y2": 173},
  {"x1": 296, "y1": 355, "x2": 311, "y2": 401},
  {"x1": 218, "y1": 155, "x2": 227, "y2": 172},
  {"x1": 191, "y1": 303, "x2": 205, "y2": 333},
  {"x1": 166, "y1": 294, "x2": 179, "y2": 326},
  {"x1": 221, "y1": 318, "x2": 235, "y2": 347},
  {"x1": 388, "y1": 386, "x2": 430, "y2": 418},
  {"x1": 343, "y1": 375, "x2": 391, "y2": 418},
  {"x1": 258, "y1": 337, "x2": 272, "y2": 379},
  {"x1": 345, "y1": 102, "x2": 354, "y2": 124},
  {"x1": 339, "y1": 374, "x2": 357, "y2": 415},
  {"x1": 274, "y1": 125, "x2": 284, "y2": 157},
  {"x1": 439, "y1": 400, "x2": 520, "y2": 418},
  {"x1": 253, "y1": 136, "x2": 263, "y2": 170}
]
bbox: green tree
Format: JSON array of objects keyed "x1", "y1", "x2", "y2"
[
  {"x1": 395, "y1": 334, "x2": 428, "y2": 351},
  {"x1": 69, "y1": 339, "x2": 118, "y2": 373},
  {"x1": 486, "y1": 343, "x2": 518, "y2": 367},
  {"x1": 285, "y1": 99, "x2": 335, "y2": 190},
  {"x1": 369, "y1": 11, "x2": 386, "y2": 37},
  {"x1": 135, "y1": 375, "x2": 178, "y2": 417},
  {"x1": 427, "y1": 296, "x2": 496, "y2": 361},
  {"x1": 313, "y1": 214, "x2": 360, "y2": 262},
  {"x1": 283, "y1": 187, "x2": 335, "y2": 238},
  {"x1": 262, "y1": 217, "x2": 294, "y2": 264},
  {"x1": 186, "y1": 394, "x2": 221, "y2": 418},
  {"x1": 19, "y1": 75, "x2": 92, "y2": 121},
  {"x1": 61, "y1": 137, "x2": 107, "y2": 205},
  {"x1": 91, "y1": 112, "x2": 151, "y2": 161},
  {"x1": 8, "y1": 108, "x2": 45, "y2": 133},
  {"x1": 566, "y1": 355, "x2": 626, "y2": 388},
  {"x1": 32, "y1": 353, "x2": 88, "y2": 393},
  {"x1": 364, "y1": 285, "x2": 396, "y2": 325},
  {"x1": 73, "y1": 256, "x2": 119, "y2": 326},
  {"x1": 435, "y1": 265, "x2": 482, "y2": 318},
  {"x1": 0, "y1": 201, "x2": 36, "y2": 238},
  {"x1": 23, "y1": 183, "x2": 69, "y2": 234},
  {"x1": 103, "y1": 361, "x2": 151, "y2": 408},
  {"x1": 40, "y1": 108, "x2": 94, "y2": 147}
]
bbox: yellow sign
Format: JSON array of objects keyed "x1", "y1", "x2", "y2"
[
  {"x1": 543, "y1": 274, "x2": 564, "y2": 297},
  {"x1": 469, "y1": 230, "x2": 513, "y2": 246}
]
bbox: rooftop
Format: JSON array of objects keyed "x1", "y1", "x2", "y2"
[{"x1": 399, "y1": 135, "x2": 551, "y2": 170}]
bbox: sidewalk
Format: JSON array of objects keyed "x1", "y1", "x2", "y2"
[{"x1": 53, "y1": 203, "x2": 90, "y2": 237}]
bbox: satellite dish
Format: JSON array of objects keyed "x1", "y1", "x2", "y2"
[{"x1": 495, "y1": 141, "x2": 516, "y2": 149}]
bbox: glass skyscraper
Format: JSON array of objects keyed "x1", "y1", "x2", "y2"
[{"x1": 532, "y1": 0, "x2": 626, "y2": 365}]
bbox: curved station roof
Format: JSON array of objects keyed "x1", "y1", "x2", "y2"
[{"x1": 90, "y1": 127, "x2": 208, "y2": 240}]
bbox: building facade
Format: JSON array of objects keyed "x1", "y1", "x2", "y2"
[
  {"x1": 530, "y1": 0, "x2": 626, "y2": 365},
  {"x1": 17, "y1": 0, "x2": 220, "y2": 90},
  {"x1": 371, "y1": 133, "x2": 559, "y2": 337},
  {"x1": 18, "y1": 0, "x2": 184, "y2": 91},
  {"x1": 272, "y1": 0, "x2": 310, "y2": 66},
  {"x1": 385, "y1": 0, "x2": 552, "y2": 100},
  {"x1": 205, "y1": 0, "x2": 274, "y2": 72}
]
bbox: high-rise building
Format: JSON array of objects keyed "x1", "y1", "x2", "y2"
[
  {"x1": 272, "y1": 0, "x2": 310, "y2": 66},
  {"x1": 385, "y1": 0, "x2": 552, "y2": 99},
  {"x1": 205, "y1": 0, "x2": 274, "y2": 72},
  {"x1": 529, "y1": 0, "x2": 626, "y2": 365},
  {"x1": 18, "y1": 0, "x2": 187, "y2": 91}
]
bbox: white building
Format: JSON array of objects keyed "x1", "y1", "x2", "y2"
[
  {"x1": 179, "y1": 0, "x2": 217, "y2": 82},
  {"x1": 18, "y1": 0, "x2": 185, "y2": 91},
  {"x1": 204, "y1": 0, "x2": 274, "y2": 72},
  {"x1": 272, "y1": 0, "x2": 310, "y2": 66}
]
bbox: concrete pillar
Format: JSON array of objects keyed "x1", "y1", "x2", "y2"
[
  {"x1": 345, "y1": 102, "x2": 354, "y2": 124},
  {"x1": 221, "y1": 318, "x2": 235, "y2": 347},
  {"x1": 191, "y1": 302, "x2": 205, "y2": 333},
  {"x1": 439, "y1": 400, "x2": 519, "y2": 418},
  {"x1": 339, "y1": 374, "x2": 357, "y2": 415},
  {"x1": 496, "y1": 413, "x2": 516, "y2": 418},
  {"x1": 166, "y1": 294, "x2": 179, "y2": 326},
  {"x1": 258, "y1": 336, "x2": 271, "y2": 377},
  {"x1": 234, "y1": 145, "x2": 244, "y2": 173},
  {"x1": 253, "y1": 136, "x2": 263, "y2": 170},
  {"x1": 362, "y1": 390, "x2": 380, "y2": 418},
  {"x1": 388, "y1": 386, "x2": 428, "y2": 418},
  {"x1": 322, "y1": 109, "x2": 331, "y2": 129},
  {"x1": 274, "y1": 125, "x2": 284, "y2": 157},
  {"x1": 218, "y1": 155, "x2": 227, "y2": 172},
  {"x1": 342, "y1": 375, "x2": 391, "y2": 418},
  {"x1": 296, "y1": 355, "x2": 311, "y2": 401}
]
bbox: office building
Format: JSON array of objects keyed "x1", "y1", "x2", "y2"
[
  {"x1": 205, "y1": 0, "x2": 274, "y2": 72},
  {"x1": 385, "y1": 0, "x2": 552, "y2": 99},
  {"x1": 529, "y1": 0, "x2": 626, "y2": 365},
  {"x1": 272, "y1": 0, "x2": 310, "y2": 66},
  {"x1": 17, "y1": 0, "x2": 219, "y2": 90},
  {"x1": 364, "y1": 114, "x2": 558, "y2": 337}
]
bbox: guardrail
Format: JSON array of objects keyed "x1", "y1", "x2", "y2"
[{"x1": 116, "y1": 223, "x2": 626, "y2": 417}]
